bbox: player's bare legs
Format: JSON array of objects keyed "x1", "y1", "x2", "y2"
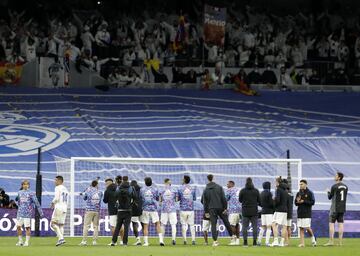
[{"x1": 338, "y1": 223, "x2": 344, "y2": 246}]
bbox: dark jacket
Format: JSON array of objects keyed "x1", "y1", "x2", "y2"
[
  {"x1": 295, "y1": 188, "x2": 315, "y2": 218},
  {"x1": 131, "y1": 183, "x2": 143, "y2": 217},
  {"x1": 287, "y1": 192, "x2": 294, "y2": 219},
  {"x1": 103, "y1": 183, "x2": 118, "y2": 215},
  {"x1": 151, "y1": 66, "x2": 169, "y2": 83},
  {"x1": 274, "y1": 183, "x2": 288, "y2": 212},
  {"x1": 239, "y1": 181, "x2": 260, "y2": 217},
  {"x1": 260, "y1": 182, "x2": 274, "y2": 215},
  {"x1": 116, "y1": 182, "x2": 136, "y2": 211},
  {"x1": 201, "y1": 182, "x2": 227, "y2": 212}
]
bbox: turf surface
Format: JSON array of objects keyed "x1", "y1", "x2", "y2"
[{"x1": 0, "y1": 237, "x2": 356, "y2": 256}]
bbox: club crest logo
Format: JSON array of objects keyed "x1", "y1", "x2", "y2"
[{"x1": 0, "y1": 112, "x2": 70, "y2": 157}]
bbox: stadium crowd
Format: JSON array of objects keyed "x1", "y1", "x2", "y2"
[{"x1": 1, "y1": 0, "x2": 360, "y2": 85}]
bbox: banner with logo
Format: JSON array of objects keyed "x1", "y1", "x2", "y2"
[
  {"x1": 1, "y1": 208, "x2": 359, "y2": 237},
  {"x1": 39, "y1": 57, "x2": 66, "y2": 88},
  {"x1": 203, "y1": 5, "x2": 226, "y2": 47},
  {"x1": 0, "y1": 62, "x2": 24, "y2": 85}
]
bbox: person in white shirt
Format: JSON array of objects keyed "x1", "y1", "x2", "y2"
[
  {"x1": 81, "y1": 26, "x2": 95, "y2": 56},
  {"x1": 51, "y1": 176, "x2": 69, "y2": 247}
]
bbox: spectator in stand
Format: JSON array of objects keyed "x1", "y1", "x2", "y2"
[
  {"x1": 0, "y1": 188, "x2": 10, "y2": 208},
  {"x1": 279, "y1": 66, "x2": 293, "y2": 90},
  {"x1": 95, "y1": 23, "x2": 111, "y2": 59},
  {"x1": 309, "y1": 69, "x2": 321, "y2": 85},
  {"x1": 316, "y1": 36, "x2": 330, "y2": 60},
  {"x1": 172, "y1": 65, "x2": 186, "y2": 84},
  {"x1": 184, "y1": 69, "x2": 203, "y2": 84},
  {"x1": 274, "y1": 51, "x2": 287, "y2": 69},
  {"x1": 261, "y1": 64, "x2": 277, "y2": 85},
  {"x1": 201, "y1": 69, "x2": 212, "y2": 90},
  {"x1": 263, "y1": 50, "x2": 275, "y2": 67},
  {"x1": 233, "y1": 69, "x2": 259, "y2": 96},
  {"x1": 337, "y1": 40, "x2": 349, "y2": 69},
  {"x1": 211, "y1": 66, "x2": 225, "y2": 86},
  {"x1": 151, "y1": 65, "x2": 168, "y2": 83},
  {"x1": 247, "y1": 66, "x2": 262, "y2": 85},
  {"x1": 328, "y1": 33, "x2": 340, "y2": 61},
  {"x1": 294, "y1": 70, "x2": 310, "y2": 85},
  {"x1": 325, "y1": 69, "x2": 337, "y2": 85},
  {"x1": 335, "y1": 69, "x2": 349, "y2": 85}
]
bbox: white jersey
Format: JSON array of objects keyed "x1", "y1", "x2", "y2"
[{"x1": 53, "y1": 184, "x2": 69, "y2": 212}]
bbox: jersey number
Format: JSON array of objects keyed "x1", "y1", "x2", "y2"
[
  {"x1": 340, "y1": 190, "x2": 345, "y2": 201},
  {"x1": 62, "y1": 192, "x2": 68, "y2": 203}
]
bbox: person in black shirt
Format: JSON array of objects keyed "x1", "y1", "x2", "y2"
[
  {"x1": 0, "y1": 188, "x2": 10, "y2": 208},
  {"x1": 257, "y1": 181, "x2": 274, "y2": 246},
  {"x1": 283, "y1": 180, "x2": 293, "y2": 246},
  {"x1": 201, "y1": 174, "x2": 234, "y2": 246},
  {"x1": 111, "y1": 176, "x2": 136, "y2": 246},
  {"x1": 151, "y1": 66, "x2": 169, "y2": 83},
  {"x1": 103, "y1": 179, "x2": 118, "y2": 241},
  {"x1": 271, "y1": 177, "x2": 288, "y2": 247},
  {"x1": 130, "y1": 180, "x2": 142, "y2": 246},
  {"x1": 324, "y1": 172, "x2": 348, "y2": 247},
  {"x1": 295, "y1": 179, "x2": 316, "y2": 247},
  {"x1": 239, "y1": 177, "x2": 260, "y2": 247}
]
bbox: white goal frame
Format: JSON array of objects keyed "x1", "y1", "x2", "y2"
[{"x1": 68, "y1": 157, "x2": 302, "y2": 237}]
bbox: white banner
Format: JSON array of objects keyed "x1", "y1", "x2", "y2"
[{"x1": 39, "y1": 57, "x2": 65, "y2": 88}]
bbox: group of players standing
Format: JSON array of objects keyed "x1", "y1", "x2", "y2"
[{"x1": 14, "y1": 171, "x2": 348, "y2": 247}]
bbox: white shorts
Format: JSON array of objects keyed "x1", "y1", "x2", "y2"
[
  {"x1": 297, "y1": 218, "x2": 311, "y2": 228},
  {"x1": 202, "y1": 220, "x2": 219, "y2": 232},
  {"x1": 273, "y1": 212, "x2": 287, "y2": 226},
  {"x1": 161, "y1": 212, "x2": 177, "y2": 225},
  {"x1": 51, "y1": 208, "x2": 67, "y2": 225},
  {"x1": 261, "y1": 214, "x2": 273, "y2": 226},
  {"x1": 229, "y1": 213, "x2": 240, "y2": 226},
  {"x1": 109, "y1": 215, "x2": 117, "y2": 227},
  {"x1": 180, "y1": 211, "x2": 195, "y2": 225},
  {"x1": 17, "y1": 218, "x2": 31, "y2": 228},
  {"x1": 131, "y1": 216, "x2": 140, "y2": 222},
  {"x1": 287, "y1": 219, "x2": 292, "y2": 227},
  {"x1": 202, "y1": 220, "x2": 211, "y2": 232},
  {"x1": 140, "y1": 211, "x2": 159, "y2": 224}
]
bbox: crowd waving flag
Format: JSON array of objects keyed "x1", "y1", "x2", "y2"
[{"x1": 204, "y1": 4, "x2": 226, "y2": 47}]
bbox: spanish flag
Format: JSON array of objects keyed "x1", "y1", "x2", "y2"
[{"x1": 0, "y1": 61, "x2": 24, "y2": 84}]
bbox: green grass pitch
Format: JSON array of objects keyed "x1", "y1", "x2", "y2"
[{"x1": 0, "y1": 237, "x2": 357, "y2": 256}]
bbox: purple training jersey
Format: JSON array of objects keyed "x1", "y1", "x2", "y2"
[
  {"x1": 140, "y1": 186, "x2": 159, "y2": 212},
  {"x1": 160, "y1": 185, "x2": 178, "y2": 213},
  {"x1": 225, "y1": 187, "x2": 241, "y2": 214},
  {"x1": 16, "y1": 189, "x2": 43, "y2": 218},
  {"x1": 83, "y1": 187, "x2": 103, "y2": 212},
  {"x1": 178, "y1": 184, "x2": 196, "y2": 211}
]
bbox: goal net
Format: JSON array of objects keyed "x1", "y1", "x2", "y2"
[{"x1": 55, "y1": 157, "x2": 302, "y2": 237}]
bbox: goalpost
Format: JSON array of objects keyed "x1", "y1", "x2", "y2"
[{"x1": 55, "y1": 157, "x2": 302, "y2": 237}]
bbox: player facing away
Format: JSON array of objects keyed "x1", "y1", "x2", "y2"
[
  {"x1": 324, "y1": 172, "x2": 348, "y2": 246},
  {"x1": 257, "y1": 181, "x2": 274, "y2": 246},
  {"x1": 295, "y1": 179, "x2": 316, "y2": 247},
  {"x1": 130, "y1": 180, "x2": 143, "y2": 246},
  {"x1": 79, "y1": 180, "x2": 103, "y2": 246},
  {"x1": 271, "y1": 177, "x2": 288, "y2": 247},
  {"x1": 160, "y1": 178, "x2": 178, "y2": 245},
  {"x1": 139, "y1": 177, "x2": 164, "y2": 246},
  {"x1": 178, "y1": 175, "x2": 197, "y2": 245},
  {"x1": 103, "y1": 178, "x2": 118, "y2": 244},
  {"x1": 283, "y1": 179, "x2": 294, "y2": 246},
  {"x1": 225, "y1": 180, "x2": 241, "y2": 245},
  {"x1": 201, "y1": 174, "x2": 234, "y2": 247},
  {"x1": 15, "y1": 180, "x2": 43, "y2": 246},
  {"x1": 51, "y1": 176, "x2": 69, "y2": 246}
]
